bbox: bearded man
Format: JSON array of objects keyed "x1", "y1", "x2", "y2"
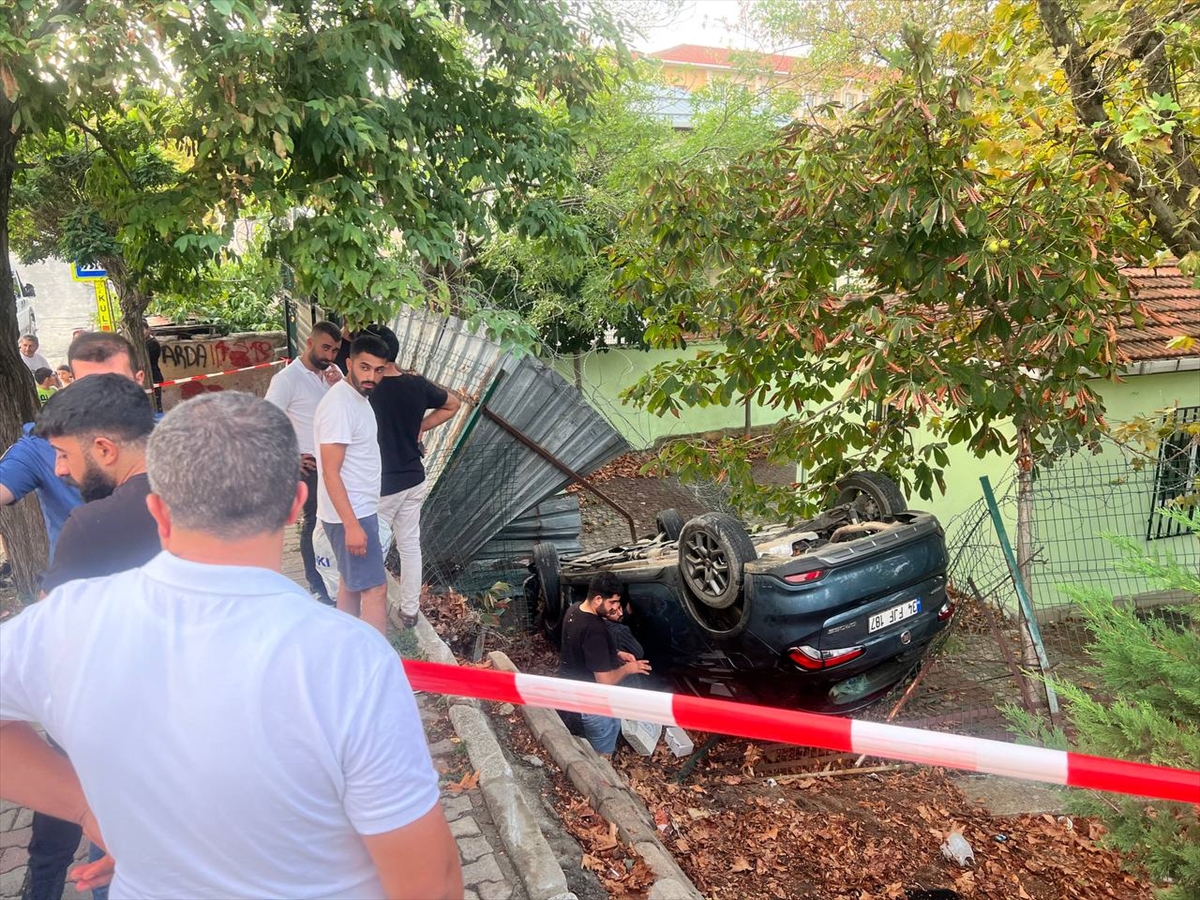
[{"x1": 23, "y1": 373, "x2": 159, "y2": 900}]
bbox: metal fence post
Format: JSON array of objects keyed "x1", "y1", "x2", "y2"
[{"x1": 979, "y1": 475, "x2": 1061, "y2": 725}]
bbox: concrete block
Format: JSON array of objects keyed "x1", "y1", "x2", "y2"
[
  {"x1": 0, "y1": 828, "x2": 30, "y2": 851},
  {"x1": 0, "y1": 865, "x2": 27, "y2": 900},
  {"x1": 476, "y1": 880, "x2": 514, "y2": 900},
  {"x1": 450, "y1": 706, "x2": 514, "y2": 782},
  {"x1": 426, "y1": 738, "x2": 459, "y2": 757},
  {"x1": 449, "y1": 816, "x2": 482, "y2": 838},
  {"x1": 456, "y1": 835, "x2": 493, "y2": 863},
  {"x1": 440, "y1": 794, "x2": 474, "y2": 820},
  {"x1": 0, "y1": 846, "x2": 29, "y2": 876},
  {"x1": 460, "y1": 854, "x2": 504, "y2": 886},
  {"x1": 597, "y1": 796, "x2": 656, "y2": 846}
]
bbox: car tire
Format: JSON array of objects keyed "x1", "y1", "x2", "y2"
[
  {"x1": 532, "y1": 542, "x2": 564, "y2": 646},
  {"x1": 678, "y1": 512, "x2": 757, "y2": 610},
  {"x1": 835, "y1": 471, "x2": 907, "y2": 519},
  {"x1": 655, "y1": 508, "x2": 684, "y2": 542}
]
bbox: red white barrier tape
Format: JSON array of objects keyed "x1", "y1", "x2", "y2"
[
  {"x1": 153, "y1": 359, "x2": 286, "y2": 389},
  {"x1": 401, "y1": 659, "x2": 1200, "y2": 805}
]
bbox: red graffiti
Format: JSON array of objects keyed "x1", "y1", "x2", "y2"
[
  {"x1": 179, "y1": 383, "x2": 226, "y2": 401},
  {"x1": 212, "y1": 339, "x2": 273, "y2": 370}
]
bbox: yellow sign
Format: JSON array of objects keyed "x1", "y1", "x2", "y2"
[{"x1": 94, "y1": 280, "x2": 116, "y2": 332}]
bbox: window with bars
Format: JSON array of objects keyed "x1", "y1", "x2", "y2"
[{"x1": 1147, "y1": 405, "x2": 1200, "y2": 540}]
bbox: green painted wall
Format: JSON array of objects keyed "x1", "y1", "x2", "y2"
[{"x1": 552, "y1": 344, "x2": 794, "y2": 445}]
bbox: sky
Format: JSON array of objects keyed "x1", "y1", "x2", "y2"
[{"x1": 626, "y1": 1, "x2": 755, "y2": 53}]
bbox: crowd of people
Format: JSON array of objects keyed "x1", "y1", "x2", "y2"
[
  {"x1": 18, "y1": 334, "x2": 76, "y2": 406},
  {"x1": 0, "y1": 328, "x2": 463, "y2": 898}
]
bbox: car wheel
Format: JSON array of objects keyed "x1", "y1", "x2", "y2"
[
  {"x1": 834, "y1": 471, "x2": 907, "y2": 519},
  {"x1": 678, "y1": 512, "x2": 757, "y2": 610},
  {"x1": 532, "y1": 542, "x2": 563, "y2": 646},
  {"x1": 654, "y1": 508, "x2": 684, "y2": 542}
]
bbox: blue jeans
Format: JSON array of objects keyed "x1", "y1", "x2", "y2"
[
  {"x1": 87, "y1": 842, "x2": 109, "y2": 900},
  {"x1": 581, "y1": 713, "x2": 621, "y2": 754}
]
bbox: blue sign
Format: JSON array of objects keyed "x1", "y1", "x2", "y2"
[{"x1": 71, "y1": 262, "x2": 107, "y2": 281}]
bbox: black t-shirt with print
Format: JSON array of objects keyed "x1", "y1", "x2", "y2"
[
  {"x1": 558, "y1": 603, "x2": 619, "y2": 683},
  {"x1": 369, "y1": 373, "x2": 449, "y2": 496}
]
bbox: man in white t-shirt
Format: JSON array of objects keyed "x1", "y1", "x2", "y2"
[
  {"x1": 314, "y1": 333, "x2": 390, "y2": 634},
  {"x1": 0, "y1": 391, "x2": 461, "y2": 899},
  {"x1": 19, "y1": 334, "x2": 50, "y2": 372},
  {"x1": 264, "y1": 320, "x2": 343, "y2": 604}
]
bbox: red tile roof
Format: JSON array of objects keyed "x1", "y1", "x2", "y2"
[
  {"x1": 1120, "y1": 263, "x2": 1200, "y2": 363},
  {"x1": 644, "y1": 44, "x2": 889, "y2": 82},
  {"x1": 646, "y1": 44, "x2": 801, "y2": 75}
]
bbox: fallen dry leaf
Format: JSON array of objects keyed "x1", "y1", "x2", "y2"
[
  {"x1": 444, "y1": 770, "x2": 480, "y2": 793},
  {"x1": 730, "y1": 857, "x2": 752, "y2": 873}
]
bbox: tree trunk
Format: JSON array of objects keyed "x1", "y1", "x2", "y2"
[
  {"x1": 0, "y1": 95, "x2": 51, "y2": 596},
  {"x1": 572, "y1": 352, "x2": 583, "y2": 391},
  {"x1": 100, "y1": 255, "x2": 154, "y2": 387}
]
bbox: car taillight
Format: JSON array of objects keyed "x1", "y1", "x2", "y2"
[
  {"x1": 787, "y1": 645, "x2": 865, "y2": 671},
  {"x1": 937, "y1": 601, "x2": 955, "y2": 621},
  {"x1": 783, "y1": 569, "x2": 825, "y2": 584}
]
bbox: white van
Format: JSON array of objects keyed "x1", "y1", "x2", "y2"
[{"x1": 12, "y1": 272, "x2": 36, "y2": 336}]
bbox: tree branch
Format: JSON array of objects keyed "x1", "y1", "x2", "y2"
[{"x1": 1036, "y1": 0, "x2": 1200, "y2": 257}]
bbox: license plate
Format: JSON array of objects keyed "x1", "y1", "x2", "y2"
[{"x1": 869, "y1": 599, "x2": 921, "y2": 633}]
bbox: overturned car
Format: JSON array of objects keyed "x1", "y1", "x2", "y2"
[{"x1": 528, "y1": 472, "x2": 954, "y2": 711}]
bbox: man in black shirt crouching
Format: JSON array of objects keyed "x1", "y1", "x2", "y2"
[{"x1": 557, "y1": 573, "x2": 651, "y2": 756}]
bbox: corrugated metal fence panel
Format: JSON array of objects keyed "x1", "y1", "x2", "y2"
[
  {"x1": 474, "y1": 494, "x2": 584, "y2": 562},
  {"x1": 422, "y1": 351, "x2": 630, "y2": 577}
]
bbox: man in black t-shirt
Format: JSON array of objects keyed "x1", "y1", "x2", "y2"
[
  {"x1": 367, "y1": 327, "x2": 460, "y2": 629},
  {"x1": 26, "y1": 374, "x2": 160, "y2": 899},
  {"x1": 558, "y1": 572, "x2": 652, "y2": 756}
]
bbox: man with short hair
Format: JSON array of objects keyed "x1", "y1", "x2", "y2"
[
  {"x1": 0, "y1": 332, "x2": 143, "y2": 556},
  {"x1": 35, "y1": 375, "x2": 160, "y2": 594},
  {"x1": 558, "y1": 572, "x2": 652, "y2": 756},
  {"x1": 18, "y1": 335, "x2": 49, "y2": 372},
  {"x1": 0, "y1": 392, "x2": 462, "y2": 899},
  {"x1": 367, "y1": 326, "x2": 460, "y2": 629},
  {"x1": 23, "y1": 375, "x2": 161, "y2": 900},
  {"x1": 315, "y1": 334, "x2": 391, "y2": 634},
  {"x1": 265, "y1": 321, "x2": 343, "y2": 604}
]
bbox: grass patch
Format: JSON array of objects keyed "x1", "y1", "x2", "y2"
[{"x1": 389, "y1": 627, "x2": 422, "y2": 659}]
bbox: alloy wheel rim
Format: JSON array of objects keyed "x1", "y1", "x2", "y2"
[{"x1": 684, "y1": 531, "x2": 730, "y2": 596}]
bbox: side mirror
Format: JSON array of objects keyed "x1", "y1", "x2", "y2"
[{"x1": 22, "y1": 284, "x2": 36, "y2": 298}]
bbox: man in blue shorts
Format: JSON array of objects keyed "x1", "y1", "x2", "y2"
[{"x1": 314, "y1": 333, "x2": 391, "y2": 634}]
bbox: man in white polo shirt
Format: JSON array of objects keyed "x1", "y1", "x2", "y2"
[
  {"x1": 265, "y1": 321, "x2": 343, "y2": 604},
  {"x1": 0, "y1": 391, "x2": 461, "y2": 898},
  {"x1": 315, "y1": 333, "x2": 391, "y2": 634}
]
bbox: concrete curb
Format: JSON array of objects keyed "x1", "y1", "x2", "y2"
[
  {"x1": 489, "y1": 652, "x2": 703, "y2": 900},
  {"x1": 400, "y1": 582, "x2": 575, "y2": 900}
]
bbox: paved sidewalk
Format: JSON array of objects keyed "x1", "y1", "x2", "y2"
[{"x1": 421, "y1": 702, "x2": 529, "y2": 900}]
